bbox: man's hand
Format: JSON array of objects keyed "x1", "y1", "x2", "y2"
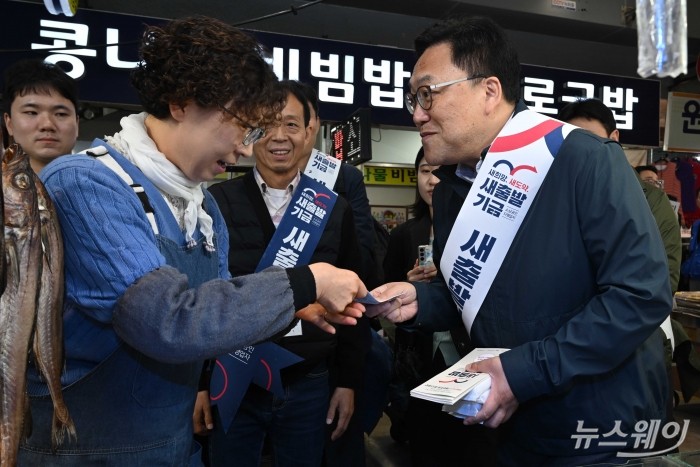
[
  {"x1": 326, "y1": 387, "x2": 355, "y2": 441},
  {"x1": 364, "y1": 282, "x2": 418, "y2": 323},
  {"x1": 193, "y1": 390, "x2": 214, "y2": 436},
  {"x1": 463, "y1": 356, "x2": 518, "y2": 428},
  {"x1": 309, "y1": 263, "x2": 367, "y2": 317}
]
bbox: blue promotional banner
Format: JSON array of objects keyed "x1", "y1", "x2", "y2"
[
  {"x1": 211, "y1": 174, "x2": 338, "y2": 432},
  {"x1": 256, "y1": 175, "x2": 338, "y2": 271},
  {"x1": 210, "y1": 343, "x2": 303, "y2": 433}
]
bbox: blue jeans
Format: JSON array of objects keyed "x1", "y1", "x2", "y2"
[{"x1": 209, "y1": 365, "x2": 329, "y2": 467}]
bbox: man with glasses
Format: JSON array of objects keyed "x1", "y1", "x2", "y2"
[
  {"x1": 366, "y1": 16, "x2": 672, "y2": 465},
  {"x1": 636, "y1": 165, "x2": 664, "y2": 188},
  {"x1": 207, "y1": 81, "x2": 370, "y2": 467},
  {"x1": 637, "y1": 165, "x2": 664, "y2": 189}
]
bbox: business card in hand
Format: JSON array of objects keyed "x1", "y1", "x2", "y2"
[{"x1": 354, "y1": 292, "x2": 403, "y2": 305}]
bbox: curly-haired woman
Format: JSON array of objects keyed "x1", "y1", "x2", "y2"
[{"x1": 19, "y1": 16, "x2": 366, "y2": 466}]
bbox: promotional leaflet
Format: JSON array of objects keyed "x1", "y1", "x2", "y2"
[{"x1": 410, "y1": 348, "x2": 509, "y2": 406}]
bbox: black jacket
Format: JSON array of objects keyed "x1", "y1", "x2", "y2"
[
  {"x1": 334, "y1": 162, "x2": 382, "y2": 289},
  {"x1": 209, "y1": 171, "x2": 370, "y2": 389},
  {"x1": 383, "y1": 215, "x2": 431, "y2": 283}
]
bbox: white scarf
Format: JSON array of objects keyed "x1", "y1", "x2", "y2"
[{"x1": 105, "y1": 112, "x2": 215, "y2": 251}]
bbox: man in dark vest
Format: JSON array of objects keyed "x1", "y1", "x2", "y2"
[{"x1": 206, "y1": 81, "x2": 371, "y2": 467}]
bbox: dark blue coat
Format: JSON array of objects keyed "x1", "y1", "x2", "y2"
[{"x1": 410, "y1": 102, "x2": 672, "y2": 457}]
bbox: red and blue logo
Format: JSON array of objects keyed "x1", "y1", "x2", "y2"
[{"x1": 490, "y1": 119, "x2": 565, "y2": 159}]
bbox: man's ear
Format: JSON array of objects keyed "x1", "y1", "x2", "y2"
[
  {"x1": 609, "y1": 129, "x2": 620, "y2": 142},
  {"x1": 303, "y1": 122, "x2": 312, "y2": 146},
  {"x1": 3, "y1": 112, "x2": 14, "y2": 137},
  {"x1": 483, "y1": 76, "x2": 503, "y2": 114}
]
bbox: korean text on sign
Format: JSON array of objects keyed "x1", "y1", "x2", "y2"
[{"x1": 363, "y1": 166, "x2": 416, "y2": 186}]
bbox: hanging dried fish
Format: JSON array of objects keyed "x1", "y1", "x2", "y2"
[
  {"x1": 0, "y1": 143, "x2": 43, "y2": 466},
  {"x1": 0, "y1": 143, "x2": 75, "y2": 465},
  {"x1": 31, "y1": 170, "x2": 75, "y2": 449}
]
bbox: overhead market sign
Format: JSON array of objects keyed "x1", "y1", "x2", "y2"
[
  {"x1": 664, "y1": 92, "x2": 700, "y2": 152},
  {"x1": 1, "y1": 0, "x2": 659, "y2": 145}
]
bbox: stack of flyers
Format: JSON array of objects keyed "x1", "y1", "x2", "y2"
[
  {"x1": 442, "y1": 377, "x2": 492, "y2": 419},
  {"x1": 410, "y1": 348, "x2": 509, "y2": 406}
]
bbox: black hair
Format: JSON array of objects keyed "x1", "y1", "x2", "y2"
[
  {"x1": 292, "y1": 81, "x2": 320, "y2": 118},
  {"x1": 2, "y1": 58, "x2": 79, "y2": 114},
  {"x1": 410, "y1": 147, "x2": 431, "y2": 220},
  {"x1": 557, "y1": 98, "x2": 617, "y2": 135},
  {"x1": 1, "y1": 119, "x2": 6, "y2": 149},
  {"x1": 278, "y1": 81, "x2": 311, "y2": 127},
  {"x1": 635, "y1": 165, "x2": 658, "y2": 175},
  {"x1": 414, "y1": 16, "x2": 521, "y2": 103}
]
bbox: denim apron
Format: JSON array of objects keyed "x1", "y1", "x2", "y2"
[{"x1": 19, "y1": 148, "x2": 219, "y2": 466}]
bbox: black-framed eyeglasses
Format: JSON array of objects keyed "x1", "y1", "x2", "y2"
[
  {"x1": 218, "y1": 105, "x2": 266, "y2": 146},
  {"x1": 405, "y1": 74, "x2": 486, "y2": 114}
]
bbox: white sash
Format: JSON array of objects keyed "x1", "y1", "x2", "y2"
[
  {"x1": 303, "y1": 149, "x2": 341, "y2": 189},
  {"x1": 441, "y1": 110, "x2": 576, "y2": 333}
]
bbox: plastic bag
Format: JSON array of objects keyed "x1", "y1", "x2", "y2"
[{"x1": 636, "y1": 0, "x2": 687, "y2": 78}]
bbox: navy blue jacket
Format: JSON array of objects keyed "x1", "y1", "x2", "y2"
[
  {"x1": 336, "y1": 162, "x2": 382, "y2": 288},
  {"x1": 410, "y1": 102, "x2": 672, "y2": 457}
]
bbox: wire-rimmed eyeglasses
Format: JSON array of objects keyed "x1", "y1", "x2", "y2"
[
  {"x1": 218, "y1": 105, "x2": 266, "y2": 146},
  {"x1": 405, "y1": 74, "x2": 486, "y2": 114},
  {"x1": 241, "y1": 127, "x2": 265, "y2": 146},
  {"x1": 642, "y1": 178, "x2": 664, "y2": 189}
]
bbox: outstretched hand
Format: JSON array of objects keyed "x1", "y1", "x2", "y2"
[
  {"x1": 296, "y1": 302, "x2": 364, "y2": 334},
  {"x1": 363, "y1": 282, "x2": 418, "y2": 323},
  {"x1": 309, "y1": 263, "x2": 367, "y2": 315}
]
